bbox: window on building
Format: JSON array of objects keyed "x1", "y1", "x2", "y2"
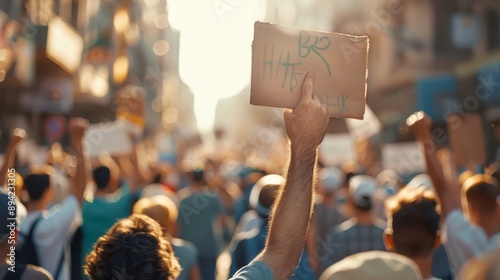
[
  {"x1": 434, "y1": 0, "x2": 474, "y2": 59},
  {"x1": 486, "y1": 10, "x2": 500, "y2": 51}
]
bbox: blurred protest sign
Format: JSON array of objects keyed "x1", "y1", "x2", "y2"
[
  {"x1": 46, "y1": 16, "x2": 83, "y2": 73},
  {"x1": 115, "y1": 85, "x2": 146, "y2": 138},
  {"x1": 319, "y1": 134, "x2": 356, "y2": 166},
  {"x1": 382, "y1": 142, "x2": 425, "y2": 175},
  {"x1": 84, "y1": 121, "x2": 132, "y2": 158},
  {"x1": 250, "y1": 21, "x2": 369, "y2": 119},
  {"x1": 416, "y1": 74, "x2": 459, "y2": 123},
  {"x1": 346, "y1": 105, "x2": 381, "y2": 140},
  {"x1": 447, "y1": 113, "x2": 486, "y2": 167}
]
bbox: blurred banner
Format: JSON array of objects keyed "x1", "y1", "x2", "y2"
[
  {"x1": 382, "y1": 142, "x2": 425, "y2": 175},
  {"x1": 46, "y1": 16, "x2": 83, "y2": 73},
  {"x1": 319, "y1": 133, "x2": 356, "y2": 167},
  {"x1": 84, "y1": 121, "x2": 132, "y2": 158},
  {"x1": 478, "y1": 61, "x2": 500, "y2": 107},
  {"x1": 416, "y1": 74, "x2": 460, "y2": 123},
  {"x1": 345, "y1": 105, "x2": 381, "y2": 140}
]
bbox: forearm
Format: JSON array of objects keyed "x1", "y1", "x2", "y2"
[
  {"x1": 71, "y1": 139, "x2": 88, "y2": 203},
  {"x1": 416, "y1": 134, "x2": 458, "y2": 215},
  {"x1": 263, "y1": 144, "x2": 317, "y2": 276},
  {"x1": 0, "y1": 144, "x2": 16, "y2": 187}
]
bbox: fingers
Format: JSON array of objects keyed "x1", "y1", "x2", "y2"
[
  {"x1": 297, "y1": 72, "x2": 315, "y2": 107},
  {"x1": 406, "y1": 111, "x2": 427, "y2": 127},
  {"x1": 12, "y1": 128, "x2": 26, "y2": 139}
]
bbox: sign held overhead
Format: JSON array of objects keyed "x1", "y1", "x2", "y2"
[{"x1": 250, "y1": 21, "x2": 369, "y2": 119}]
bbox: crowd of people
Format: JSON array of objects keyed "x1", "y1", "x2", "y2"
[{"x1": 0, "y1": 71, "x2": 499, "y2": 280}]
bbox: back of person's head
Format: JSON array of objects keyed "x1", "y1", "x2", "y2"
[
  {"x1": 133, "y1": 195, "x2": 178, "y2": 234},
  {"x1": 461, "y1": 174, "x2": 499, "y2": 223},
  {"x1": 319, "y1": 167, "x2": 344, "y2": 195},
  {"x1": 320, "y1": 251, "x2": 423, "y2": 280},
  {"x1": 348, "y1": 175, "x2": 376, "y2": 212},
  {"x1": 385, "y1": 186, "x2": 441, "y2": 258},
  {"x1": 24, "y1": 173, "x2": 51, "y2": 202},
  {"x1": 249, "y1": 174, "x2": 283, "y2": 217},
  {"x1": 84, "y1": 214, "x2": 181, "y2": 280},
  {"x1": 92, "y1": 166, "x2": 111, "y2": 190}
]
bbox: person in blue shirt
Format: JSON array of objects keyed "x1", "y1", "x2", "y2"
[
  {"x1": 229, "y1": 174, "x2": 314, "y2": 279},
  {"x1": 231, "y1": 72, "x2": 329, "y2": 279}
]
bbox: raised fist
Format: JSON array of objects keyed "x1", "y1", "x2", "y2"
[{"x1": 406, "y1": 111, "x2": 432, "y2": 139}]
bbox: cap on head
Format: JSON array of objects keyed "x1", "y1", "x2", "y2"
[
  {"x1": 407, "y1": 174, "x2": 433, "y2": 191},
  {"x1": 319, "y1": 167, "x2": 344, "y2": 194},
  {"x1": 348, "y1": 175, "x2": 376, "y2": 210},
  {"x1": 320, "y1": 251, "x2": 423, "y2": 280},
  {"x1": 249, "y1": 174, "x2": 284, "y2": 217}
]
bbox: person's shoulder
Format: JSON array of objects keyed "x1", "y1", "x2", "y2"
[
  {"x1": 230, "y1": 260, "x2": 274, "y2": 280},
  {"x1": 171, "y1": 238, "x2": 198, "y2": 254},
  {"x1": 23, "y1": 264, "x2": 54, "y2": 280},
  {"x1": 177, "y1": 187, "x2": 193, "y2": 200},
  {"x1": 372, "y1": 218, "x2": 387, "y2": 230},
  {"x1": 335, "y1": 219, "x2": 356, "y2": 233},
  {"x1": 444, "y1": 208, "x2": 464, "y2": 224}
]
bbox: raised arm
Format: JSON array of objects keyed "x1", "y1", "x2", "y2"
[
  {"x1": 69, "y1": 118, "x2": 89, "y2": 204},
  {"x1": 257, "y1": 72, "x2": 329, "y2": 279},
  {"x1": 0, "y1": 128, "x2": 25, "y2": 187},
  {"x1": 406, "y1": 112, "x2": 459, "y2": 217}
]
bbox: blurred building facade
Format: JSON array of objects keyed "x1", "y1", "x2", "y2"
[
  {"x1": 0, "y1": 0, "x2": 180, "y2": 149},
  {"x1": 0, "y1": 0, "x2": 499, "y2": 162}
]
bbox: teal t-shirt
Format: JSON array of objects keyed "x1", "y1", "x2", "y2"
[
  {"x1": 81, "y1": 185, "x2": 133, "y2": 276},
  {"x1": 230, "y1": 261, "x2": 274, "y2": 280},
  {"x1": 171, "y1": 238, "x2": 198, "y2": 280},
  {"x1": 177, "y1": 188, "x2": 224, "y2": 258}
]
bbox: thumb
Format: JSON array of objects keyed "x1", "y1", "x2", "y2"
[{"x1": 297, "y1": 72, "x2": 315, "y2": 107}]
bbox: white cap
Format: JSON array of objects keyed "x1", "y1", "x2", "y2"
[
  {"x1": 348, "y1": 175, "x2": 377, "y2": 208},
  {"x1": 320, "y1": 251, "x2": 423, "y2": 280},
  {"x1": 407, "y1": 174, "x2": 433, "y2": 191},
  {"x1": 249, "y1": 174, "x2": 284, "y2": 215},
  {"x1": 319, "y1": 167, "x2": 344, "y2": 193}
]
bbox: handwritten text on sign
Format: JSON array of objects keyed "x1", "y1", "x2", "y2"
[{"x1": 251, "y1": 22, "x2": 369, "y2": 119}]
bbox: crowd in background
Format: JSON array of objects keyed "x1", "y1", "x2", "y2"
[{"x1": 0, "y1": 99, "x2": 500, "y2": 279}]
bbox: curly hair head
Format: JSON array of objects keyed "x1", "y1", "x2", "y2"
[{"x1": 84, "y1": 214, "x2": 181, "y2": 280}]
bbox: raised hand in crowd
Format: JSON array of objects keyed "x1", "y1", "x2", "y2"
[
  {"x1": 0, "y1": 128, "x2": 25, "y2": 187},
  {"x1": 407, "y1": 111, "x2": 500, "y2": 275},
  {"x1": 231, "y1": 71, "x2": 329, "y2": 279},
  {"x1": 69, "y1": 117, "x2": 89, "y2": 204},
  {"x1": 406, "y1": 112, "x2": 460, "y2": 217}
]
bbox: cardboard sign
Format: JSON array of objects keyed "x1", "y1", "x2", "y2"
[
  {"x1": 84, "y1": 121, "x2": 132, "y2": 158},
  {"x1": 250, "y1": 21, "x2": 369, "y2": 119},
  {"x1": 382, "y1": 142, "x2": 425, "y2": 175},
  {"x1": 319, "y1": 134, "x2": 356, "y2": 167},
  {"x1": 447, "y1": 113, "x2": 486, "y2": 166},
  {"x1": 346, "y1": 105, "x2": 381, "y2": 140}
]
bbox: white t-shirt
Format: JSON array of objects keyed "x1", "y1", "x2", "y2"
[
  {"x1": 442, "y1": 209, "x2": 500, "y2": 275},
  {"x1": 19, "y1": 195, "x2": 81, "y2": 280}
]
